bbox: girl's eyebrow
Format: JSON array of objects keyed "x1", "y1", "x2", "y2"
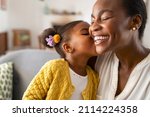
[
  {"x1": 91, "y1": 9, "x2": 113, "y2": 18},
  {"x1": 80, "y1": 28, "x2": 89, "y2": 32}
]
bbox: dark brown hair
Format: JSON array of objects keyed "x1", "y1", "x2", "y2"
[
  {"x1": 40, "y1": 20, "x2": 83, "y2": 58},
  {"x1": 121, "y1": 0, "x2": 147, "y2": 39}
]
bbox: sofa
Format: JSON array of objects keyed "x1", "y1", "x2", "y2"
[{"x1": 0, "y1": 49, "x2": 59, "y2": 100}]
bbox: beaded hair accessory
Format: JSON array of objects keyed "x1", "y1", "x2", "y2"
[{"x1": 45, "y1": 34, "x2": 61, "y2": 47}]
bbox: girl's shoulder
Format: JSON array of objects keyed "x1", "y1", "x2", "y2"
[
  {"x1": 45, "y1": 58, "x2": 67, "y2": 66},
  {"x1": 86, "y1": 65, "x2": 99, "y2": 78},
  {"x1": 42, "y1": 58, "x2": 68, "y2": 71}
]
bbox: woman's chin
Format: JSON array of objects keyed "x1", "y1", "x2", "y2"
[{"x1": 96, "y1": 46, "x2": 108, "y2": 55}]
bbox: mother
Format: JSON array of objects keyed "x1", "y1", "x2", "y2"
[{"x1": 89, "y1": 0, "x2": 150, "y2": 99}]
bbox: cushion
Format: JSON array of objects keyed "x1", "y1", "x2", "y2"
[{"x1": 0, "y1": 62, "x2": 13, "y2": 100}]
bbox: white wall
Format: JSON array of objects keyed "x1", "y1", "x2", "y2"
[
  {"x1": 46, "y1": 0, "x2": 95, "y2": 23},
  {"x1": 6, "y1": 0, "x2": 95, "y2": 49},
  {"x1": 7, "y1": 0, "x2": 44, "y2": 49},
  {"x1": 0, "y1": 10, "x2": 8, "y2": 32},
  {"x1": 42, "y1": 0, "x2": 96, "y2": 37},
  {"x1": 5, "y1": 0, "x2": 150, "y2": 49},
  {"x1": 143, "y1": 1, "x2": 150, "y2": 48}
]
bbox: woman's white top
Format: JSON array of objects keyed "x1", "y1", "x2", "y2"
[
  {"x1": 69, "y1": 68, "x2": 87, "y2": 100},
  {"x1": 95, "y1": 52, "x2": 150, "y2": 100}
]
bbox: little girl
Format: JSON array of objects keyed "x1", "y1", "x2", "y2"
[{"x1": 22, "y1": 20, "x2": 99, "y2": 100}]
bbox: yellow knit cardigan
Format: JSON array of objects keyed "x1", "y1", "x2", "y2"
[{"x1": 22, "y1": 59, "x2": 99, "y2": 100}]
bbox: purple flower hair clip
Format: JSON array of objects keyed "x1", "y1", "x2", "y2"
[
  {"x1": 45, "y1": 35, "x2": 54, "y2": 47},
  {"x1": 45, "y1": 34, "x2": 61, "y2": 47}
]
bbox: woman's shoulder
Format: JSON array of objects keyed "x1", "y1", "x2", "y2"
[{"x1": 139, "y1": 52, "x2": 150, "y2": 71}]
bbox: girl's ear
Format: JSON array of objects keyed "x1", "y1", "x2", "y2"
[
  {"x1": 62, "y1": 43, "x2": 74, "y2": 53},
  {"x1": 130, "y1": 15, "x2": 142, "y2": 31}
]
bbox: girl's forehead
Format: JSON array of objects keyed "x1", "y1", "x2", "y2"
[
  {"x1": 73, "y1": 22, "x2": 89, "y2": 30},
  {"x1": 69, "y1": 22, "x2": 89, "y2": 35}
]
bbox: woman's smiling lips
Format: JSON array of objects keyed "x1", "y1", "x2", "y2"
[{"x1": 93, "y1": 35, "x2": 109, "y2": 45}]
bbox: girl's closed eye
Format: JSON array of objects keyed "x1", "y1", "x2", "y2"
[
  {"x1": 81, "y1": 29, "x2": 90, "y2": 35},
  {"x1": 82, "y1": 32, "x2": 89, "y2": 35}
]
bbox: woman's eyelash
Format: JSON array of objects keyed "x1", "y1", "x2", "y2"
[
  {"x1": 90, "y1": 16, "x2": 113, "y2": 24},
  {"x1": 101, "y1": 16, "x2": 113, "y2": 21}
]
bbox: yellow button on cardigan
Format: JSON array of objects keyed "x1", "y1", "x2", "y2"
[{"x1": 22, "y1": 59, "x2": 99, "y2": 100}]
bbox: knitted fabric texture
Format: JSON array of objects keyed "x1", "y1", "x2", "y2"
[{"x1": 22, "y1": 59, "x2": 99, "y2": 100}]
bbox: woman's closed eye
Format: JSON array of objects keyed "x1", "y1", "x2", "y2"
[
  {"x1": 100, "y1": 11, "x2": 114, "y2": 21},
  {"x1": 101, "y1": 16, "x2": 114, "y2": 21}
]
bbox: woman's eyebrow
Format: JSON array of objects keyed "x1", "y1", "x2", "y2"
[{"x1": 91, "y1": 9, "x2": 113, "y2": 18}]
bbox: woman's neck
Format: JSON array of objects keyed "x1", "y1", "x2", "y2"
[
  {"x1": 115, "y1": 41, "x2": 150, "y2": 69},
  {"x1": 65, "y1": 56, "x2": 89, "y2": 76}
]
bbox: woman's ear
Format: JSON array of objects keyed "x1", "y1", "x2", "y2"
[
  {"x1": 130, "y1": 15, "x2": 142, "y2": 31},
  {"x1": 62, "y1": 43, "x2": 74, "y2": 53}
]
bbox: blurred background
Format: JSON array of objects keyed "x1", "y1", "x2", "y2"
[
  {"x1": 0, "y1": 0, "x2": 150, "y2": 100},
  {"x1": 0, "y1": 0, "x2": 150, "y2": 55}
]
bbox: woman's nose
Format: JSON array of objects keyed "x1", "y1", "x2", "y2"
[{"x1": 89, "y1": 21, "x2": 102, "y2": 35}]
